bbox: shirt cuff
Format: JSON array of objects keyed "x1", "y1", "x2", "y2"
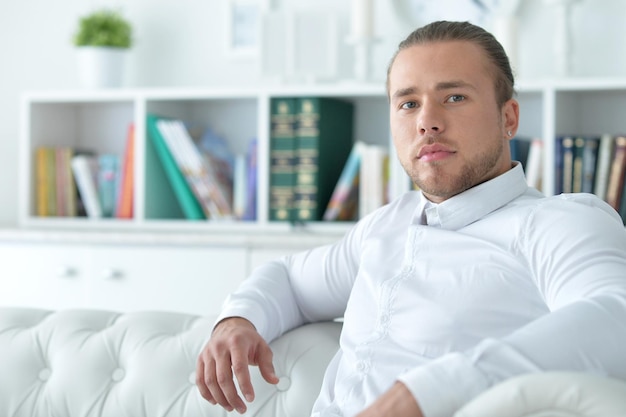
[
  {"x1": 397, "y1": 352, "x2": 491, "y2": 417},
  {"x1": 213, "y1": 295, "x2": 275, "y2": 341}
]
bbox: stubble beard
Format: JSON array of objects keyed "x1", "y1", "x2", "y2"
[{"x1": 408, "y1": 138, "x2": 505, "y2": 201}]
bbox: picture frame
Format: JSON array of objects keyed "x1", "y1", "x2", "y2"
[{"x1": 225, "y1": 0, "x2": 272, "y2": 58}]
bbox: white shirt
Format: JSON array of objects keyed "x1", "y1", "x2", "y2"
[{"x1": 217, "y1": 163, "x2": 626, "y2": 417}]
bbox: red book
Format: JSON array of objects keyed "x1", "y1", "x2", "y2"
[{"x1": 116, "y1": 124, "x2": 135, "y2": 219}]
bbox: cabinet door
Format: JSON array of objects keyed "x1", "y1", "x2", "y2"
[
  {"x1": 85, "y1": 245, "x2": 248, "y2": 315},
  {"x1": 0, "y1": 243, "x2": 89, "y2": 309}
]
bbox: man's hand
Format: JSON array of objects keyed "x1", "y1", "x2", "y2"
[
  {"x1": 196, "y1": 317, "x2": 279, "y2": 414},
  {"x1": 355, "y1": 382, "x2": 424, "y2": 417}
]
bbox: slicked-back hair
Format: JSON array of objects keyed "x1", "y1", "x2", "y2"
[{"x1": 386, "y1": 21, "x2": 515, "y2": 107}]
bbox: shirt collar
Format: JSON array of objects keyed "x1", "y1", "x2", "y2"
[{"x1": 412, "y1": 163, "x2": 529, "y2": 230}]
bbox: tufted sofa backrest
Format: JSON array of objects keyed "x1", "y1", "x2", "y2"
[{"x1": 0, "y1": 308, "x2": 342, "y2": 417}]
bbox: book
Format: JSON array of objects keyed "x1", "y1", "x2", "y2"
[
  {"x1": 581, "y1": 136, "x2": 600, "y2": 194},
  {"x1": 35, "y1": 146, "x2": 53, "y2": 217},
  {"x1": 57, "y1": 147, "x2": 78, "y2": 217},
  {"x1": 509, "y1": 136, "x2": 531, "y2": 171},
  {"x1": 594, "y1": 134, "x2": 616, "y2": 201},
  {"x1": 524, "y1": 138, "x2": 543, "y2": 190},
  {"x1": 198, "y1": 127, "x2": 235, "y2": 212},
  {"x1": 323, "y1": 141, "x2": 364, "y2": 221},
  {"x1": 146, "y1": 114, "x2": 206, "y2": 220},
  {"x1": 55, "y1": 147, "x2": 67, "y2": 217},
  {"x1": 232, "y1": 153, "x2": 247, "y2": 220},
  {"x1": 554, "y1": 136, "x2": 564, "y2": 195},
  {"x1": 619, "y1": 174, "x2": 626, "y2": 225},
  {"x1": 571, "y1": 136, "x2": 586, "y2": 193},
  {"x1": 560, "y1": 136, "x2": 575, "y2": 193},
  {"x1": 156, "y1": 118, "x2": 233, "y2": 219},
  {"x1": 242, "y1": 137, "x2": 258, "y2": 221},
  {"x1": 269, "y1": 98, "x2": 298, "y2": 221},
  {"x1": 71, "y1": 154, "x2": 102, "y2": 218},
  {"x1": 116, "y1": 124, "x2": 135, "y2": 219},
  {"x1": 293, "y1": 97, "x2": 354, "y2": 222},
  {"x1": 359, "y1": 143, "x2": 389, "y2": 219},
  {"x1": 97, "y1": 154, "x2": 120, "y2": 218},
  {"x1": 606, "y1": 136, "x2": 626, "y2": 211}
]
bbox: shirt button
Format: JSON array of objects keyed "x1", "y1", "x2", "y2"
[{"x1": 356, "y1": 361, "x2": 369, "y2": 373}]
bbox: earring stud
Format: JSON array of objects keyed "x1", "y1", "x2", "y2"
[{"x1": 507, "y1": 130, "x2": 513, "y2": 137}]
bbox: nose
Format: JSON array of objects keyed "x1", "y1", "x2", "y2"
[{"x1": 417, "y1": 100, "x2": 444, "y2": 135}]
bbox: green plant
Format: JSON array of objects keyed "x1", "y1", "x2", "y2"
[{"x1": 73, "y1": 9, "x2": 133, "y2": 48}]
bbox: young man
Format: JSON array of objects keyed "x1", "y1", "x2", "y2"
[{"x1": 196, "y1": 21, "x2": 626, "y2": 417}]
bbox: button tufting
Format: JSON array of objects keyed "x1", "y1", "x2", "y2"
[
  {"x1": 111, "y1": 368, "x2": 125, "y2": 382},
  {"x1": 276, "y1": 376, "x2": 291, "y2": 392},
  {"x1": 38, "y1": 368, "x2": 51, "y2": 381},
  {"x1": 189, "y1": 371, "x2": 196, "y2": 384}
]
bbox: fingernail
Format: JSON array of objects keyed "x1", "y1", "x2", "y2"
[{"x1": 245, "y1": 393, "x2": 254, "y2": 402}]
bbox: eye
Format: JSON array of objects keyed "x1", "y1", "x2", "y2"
[
  {"x1": 446, "y1": 95, "x2": 466, "y2": 103},
  {"x1": 400, "y1": 101, "x2": 417, "y2": 109}
]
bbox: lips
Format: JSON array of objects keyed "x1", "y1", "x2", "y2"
[{"x1": 417, "y1": 144, "x2": 455, "y2": 161}]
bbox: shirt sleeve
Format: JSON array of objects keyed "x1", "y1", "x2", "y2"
[
  {"x1": 214, "y1": 213, "x2": 372, "y2": 342},
  {"x1": 399, "y1": 195, "x2": 626, "y2": 417}
]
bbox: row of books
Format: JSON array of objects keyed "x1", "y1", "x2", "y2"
[
  {"x1": 34, "y1": 125, "x2": 134, "y2": 219},
  {"x1": 555, "y1": 134, "x2": 626, "y2": 223},
  {"x1": 269, "y1": 96, "x2": 355, "y2": 222},
  {"x1": 146, "y1": 114, "x2": 257, "y2": 221},
  {"x1": 323, "y1": 141, "x2": 390, "y2": 221}
]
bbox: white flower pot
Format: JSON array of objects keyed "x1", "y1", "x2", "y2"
[{"x1": 76, "y1": 46, "x2": 128, "y2": 89}]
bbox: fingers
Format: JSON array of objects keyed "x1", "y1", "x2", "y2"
[
  {"x1": 195, "y1": 355, "x2": 216, "y2": 405},
  {"x1": 232, "y1": 345, "x2": 255, "y2": 403},
  {"x1": 257, "y1": 343, "x2": 280, "y2": 385},
  {"x1": 195, "y1": 318, "x2": 280, "y2": 414},
  {"x1": 214, "y1": 351, "x2": 247, "y2": 414}
]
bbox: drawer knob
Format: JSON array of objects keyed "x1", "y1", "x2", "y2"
[
  {"x1": 101, "y1": 268, "x2": 123, "y2": 280},
  {"x1": 57, "y1": 266, "x2": 77, "y2": 278}
]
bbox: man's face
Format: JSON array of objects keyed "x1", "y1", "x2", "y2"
[{"x1": 388, "y1": 40, "x2": 519, "y2": 203}]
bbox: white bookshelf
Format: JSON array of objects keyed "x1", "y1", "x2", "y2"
[{"x1": 19, "y1": 78, "x2": 626, "y2": 234}]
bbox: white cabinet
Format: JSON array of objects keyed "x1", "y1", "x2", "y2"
[
  {"x1": 0, "y1": 230, "x2": 338, "y2": 314},
  {"x1": 84, "y1": 245, "x2": 248, "y2": 315},
  {"x1": 2, "y1": 243, "x2": 90, "y2": 309},
  {"x1": 0, "y1": 240, "x2": 248, "y2": 315}
]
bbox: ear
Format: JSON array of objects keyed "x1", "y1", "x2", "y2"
[{"x1": 502, "y1": 98, "x2": 520, "y2": 139}]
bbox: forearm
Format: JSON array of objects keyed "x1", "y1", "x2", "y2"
[{"x1": 216, "y1": 241, "x2": 359, "y2": 342}]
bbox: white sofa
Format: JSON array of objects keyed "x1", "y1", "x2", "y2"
[{"x1": 1, "y1": 308, "x2": 626, "y2": 417}]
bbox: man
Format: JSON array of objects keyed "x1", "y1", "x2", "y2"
[{"x1": 196, "y1": 21, "x2": 626, "y2": 417}]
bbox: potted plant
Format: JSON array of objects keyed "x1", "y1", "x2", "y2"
[{"x1": 73, "y1": 9, "x2": 133, "y2": 88}]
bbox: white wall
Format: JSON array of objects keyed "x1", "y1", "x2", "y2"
[{"x1": 1, "y1": 0, "x2": 624, "y2": 227}]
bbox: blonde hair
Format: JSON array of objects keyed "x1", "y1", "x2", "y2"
[{"x1": 386, "y1": 21, "x2": 515, "y2": 107}]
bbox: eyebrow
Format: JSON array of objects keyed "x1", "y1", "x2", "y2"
[{"x1": 391, "y1": 80, "x2": 477, "y2": 101}]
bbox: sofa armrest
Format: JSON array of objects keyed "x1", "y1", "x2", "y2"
[
  {"x1": 454, "y1": 372, "x2": 626, "y2": 417},
  {"x1": 0, "y1": 308, "x2": 341, "y2": 417}
]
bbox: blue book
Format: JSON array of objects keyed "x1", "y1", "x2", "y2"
[
  {"x1": 323, "y1": 141, "x2": 364, "y2": 221},
  {"x1": 97, "y1": 154, "x2": 120, "y2": 218}
]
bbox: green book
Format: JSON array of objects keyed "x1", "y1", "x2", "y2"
[
  {"x1": 293, "y1": 97, "x2": 354, "y2": 222},
  {"x1": 269, "y1": 98, "x2": 298, "y2": 222},
  {"x1": 146, "y1": 114, "x2": 205, "y2": 220}
]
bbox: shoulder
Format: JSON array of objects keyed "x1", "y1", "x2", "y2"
[
  {"x1": 531, "y1": 193, "x2": 623, "y2": 226},
  {"x1": 520, "y1": 192, "x2": 626, "y2": 252}
]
